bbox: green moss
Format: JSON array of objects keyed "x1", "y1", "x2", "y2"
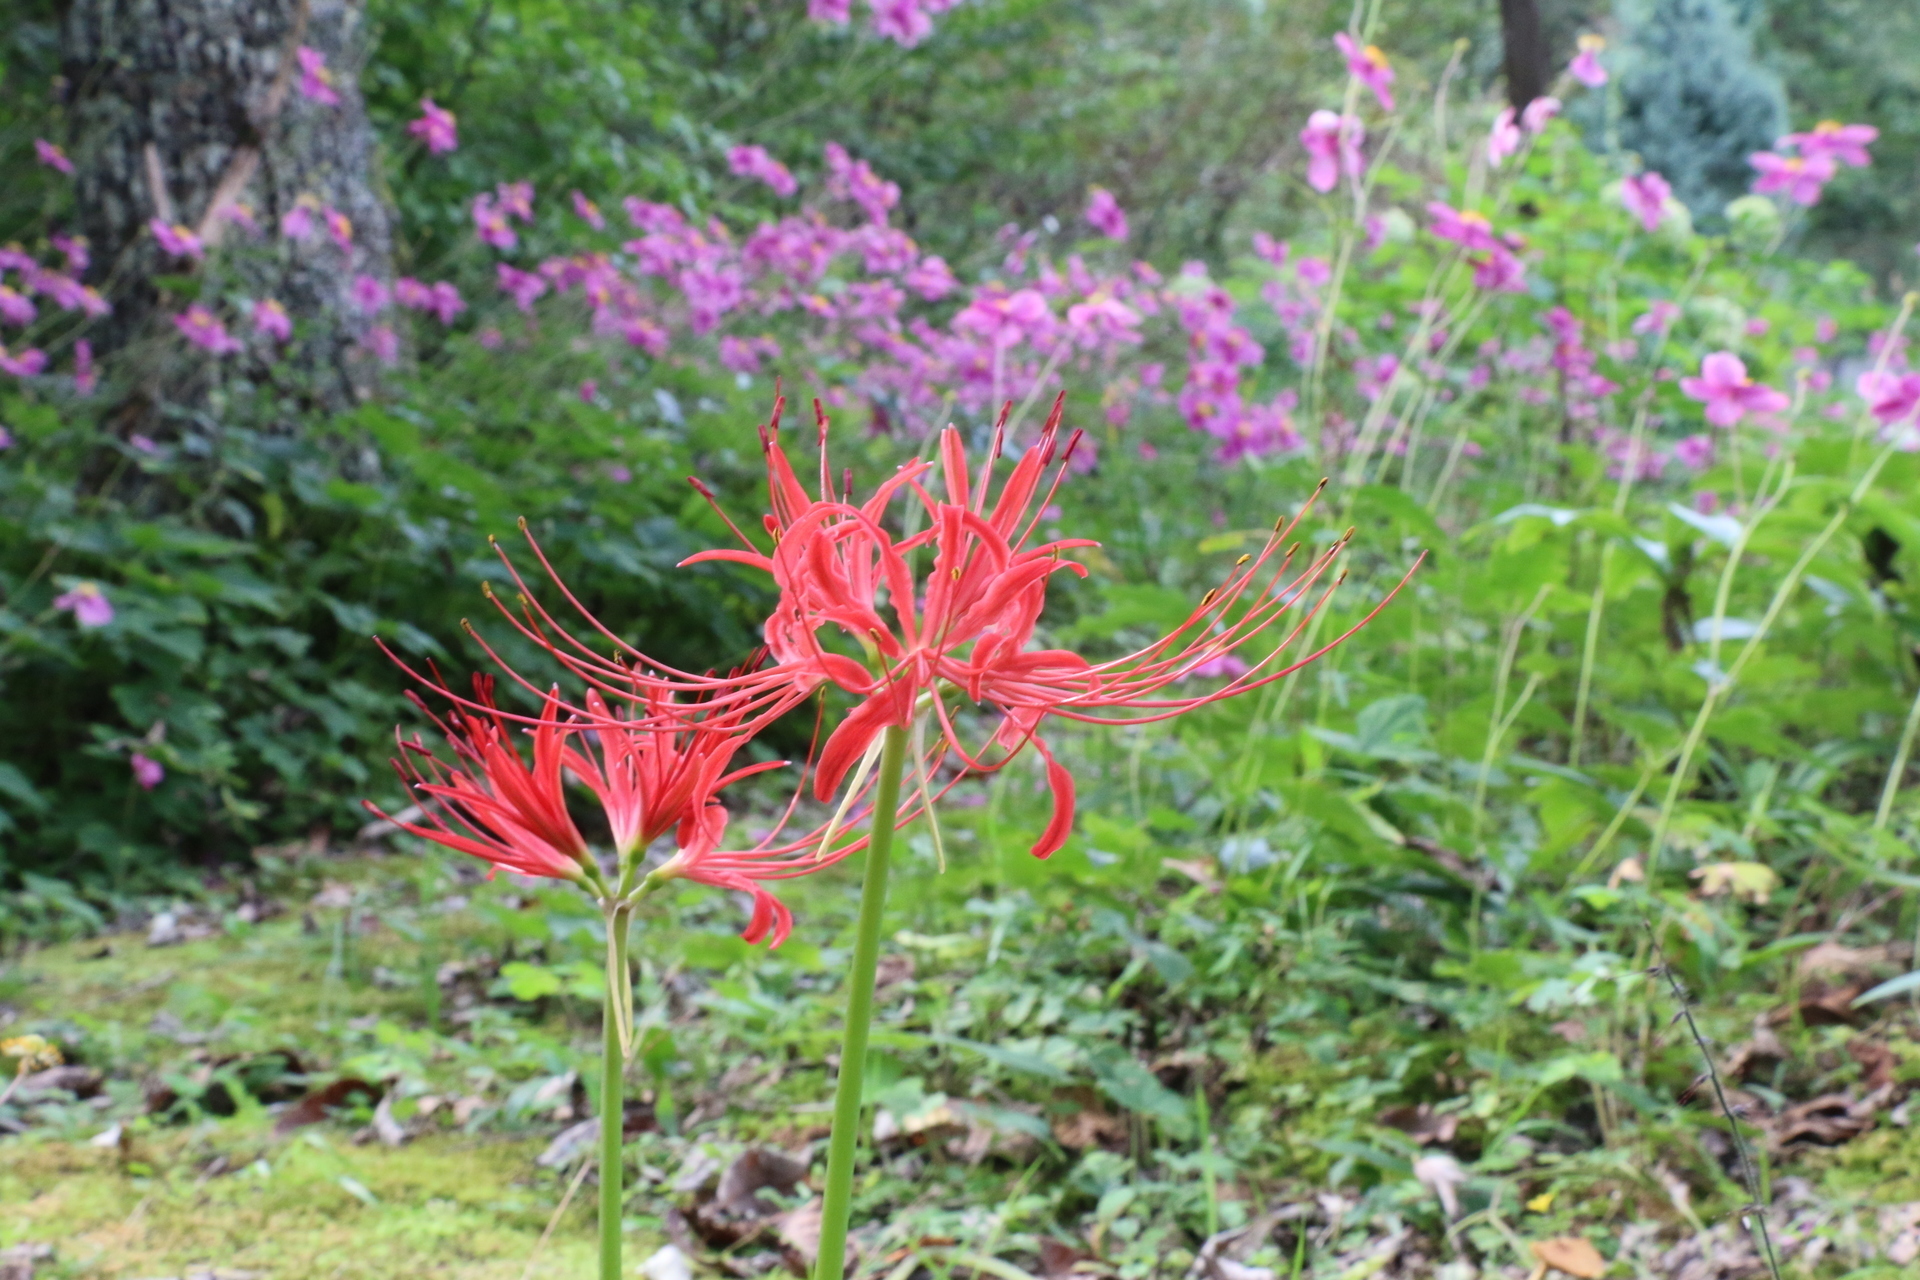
[{"x1": 2, "y1": 1127, "x2": 624, "y2": 1278}]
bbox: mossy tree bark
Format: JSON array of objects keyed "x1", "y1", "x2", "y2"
[{"x1": 61, "y1": 0, "x2": 395, "y2": 416}]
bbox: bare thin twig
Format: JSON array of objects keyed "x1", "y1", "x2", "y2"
[{"x1": 1644, "y1": 920, "x2": 1783, "y2": 1280}]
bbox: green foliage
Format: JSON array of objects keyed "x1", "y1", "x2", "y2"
[{"x1": 0, "y1": 356, "x2": 770, "y2": 893}]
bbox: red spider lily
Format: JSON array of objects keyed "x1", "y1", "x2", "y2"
[
  {"x1": 563, "y1": 684, "x2": 786, "y2": 859},
  {"x1": 420, "y1": 392, "x2": 1414, "y2": 862},
  {"x1": 365, "y1": 676, "x2": 596, "y2": 883},
  {"x1": 679, "y1": 393, "x2": 1417, "y2": 856},
  {"x1": 368, "y1": 666, "x2": 919, "y2": 945}
]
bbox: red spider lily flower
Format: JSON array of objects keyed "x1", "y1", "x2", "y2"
[
  {"x1": 425, "y1": 392, "x2": 1414, "y2": 863},
  {"x1": 563, "y1": 684, "x2": 786, "y2": 859},
  {"x1": 366, "y1": 676, "x2": 596, "y2": 883},
  {"x1": 368, "y1": 661, "x2": 880, "y2": 945},
  {"x1": 686, "y1": 394, "x2": 1418, "y2": 858}
]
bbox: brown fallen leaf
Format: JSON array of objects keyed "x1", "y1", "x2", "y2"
[
  {"x1": 1376, "y1": 1102, "x2": 1459, "y2": 1146},
  {"x1": 1050, "y1": 1088, "x2": 1128, "y2": 1151},
  {"x1": 1848, "y1": 1038, "x2": 1897, "y2": 1092},
  {"x1": 273, "y1": 1077, "x2": 380, "y2": 1134},
  {"x1": 689, "y1": 1146, "x2": 813, "y2": 1251},
  {"x1": 1797, "y1": 941, "x2": 1909, "y2": 984},
  {"x1": 1768, "y1": 1092, "x2": 1877, "y2": 1148},
  {"x1": 1162, "y1": 858, "x2": 1223, "y2": 893},
  {"x1": 1721, "y1": 1020, "x2": 1787, "y2": 1082},
  {"x1": 1773, "y1": 983, "x2": 1867, "y2": 1028},
  {"x1": 873, "y1": 952, "x2": 915, "y2": 989},
  {"x1": 1037, "y1": 1237, "x2": 1091, "y2": 1278},
  {"x1": 715, "y1": 1146, "x2": 809, "y2": 1215},
  {"x1": 1529, "y1": 1235, "x2": 1606, "y2": 1278},
  {"x1": 773, "y1": 1198, "x2": 822, "y2": 1273},
  {"x1": 370, "y1": 1092, "x2": 408, "y2": 1147}
]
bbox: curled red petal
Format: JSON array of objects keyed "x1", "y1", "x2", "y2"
[
  {"x1": 812, "y1": 681, "x2": 910, "y2": 800},
  {"x1": 1030, "y1": 736, "x2": 1075, "y2": 859}
]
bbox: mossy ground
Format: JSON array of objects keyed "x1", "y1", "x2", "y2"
[{"x1": 5, "y1": 1128, "x2": 604, "y2": 1279}]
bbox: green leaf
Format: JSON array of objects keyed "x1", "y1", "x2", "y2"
[
  {"x1": 495, "y1": 962, "x2": 563, "y2": 1002},
  {"x1": 1853, "y1": 969, "x2": 1920, "y2": 1007}
]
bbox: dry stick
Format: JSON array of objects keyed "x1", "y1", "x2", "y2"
[
  {"x1": 1875, "y1": 683, "x2": 1920, "y2": 833},
  {"x1": 1646, "y1": 923, "x2": 1785, "y2": 1280},
  {"x1": 520, "y1": 1156, "x2": 596, "y2": 1280}
]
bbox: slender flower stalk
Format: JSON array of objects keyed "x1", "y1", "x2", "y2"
[
  {"x1": 814, "y1": 724, "x2": 908, "y2": 1280},
  {"x1": 650, "y1": 396, "x2": 1417, "y2": 1279}
]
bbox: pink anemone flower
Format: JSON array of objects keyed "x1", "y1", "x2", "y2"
[
  {"x1": 1300, "y1": 111, "x2": 1365, "y2": 194},
  {"x1": 1621, "y1": 171, "x2": 1672, "y2": 232},
  {"x1": 408, "y1": 98, "x2": 458, "y2": 154},
  {"x1": 1780, "y1": 120, "x2": 1876, "y2": 169},
  {"x1": 35, "y1": 139, "x2": 74, "y2": 175},
  {"x1": 295, "y1": 46, "x2": 340, "y2": 106},
  {"x1": 1569, "y1": 34, "x2": 1607, "y2": 87},
  {"x1": 1749, "y1": 151, "x2": 1835, "y2": 205},
  {"x1": 1334, "y1": 32, "x2": 1395, "y2": 111},
  {"x1": 1085, "y1": 187, "x2": 1129, "y2": 241},
  {"x1": 1679, "y1": 352, "x2": 1790, "y2": 427}
]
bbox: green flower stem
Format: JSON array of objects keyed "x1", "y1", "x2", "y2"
[
  {"x1": 815, "y1": 723, "x2": 910, "y2": 1280},
  {"x1": 600, "y1": 901, "x2": 632, "y2": 1280}
]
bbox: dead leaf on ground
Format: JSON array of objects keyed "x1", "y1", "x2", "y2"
[
  {"x1": 772, "y1": 1197, "x2": 821, "y2": 1271},
  {"x1": 1051, "y1": 1088, "x2": 1128, "y2": 1151},
  {"x1": 1376, "y1": 1101, "x2": 1460, "y2": 1145},
  {"x1": 1529, "y1": 1235, "x2": 1606, "y2": 1278},
  {"x1": 310, "y1": 882, "x2": 355, "y2": 909},
  {"x1": 1037, "y1": 1238, "x2": 1092, "y2": 1278},
  {"x1": 715, "y1": 1146, "x2": 809, "y2": 1215},
  {"x1": 873, "y1": 952, "x2": 915, "y2": 989},
  {"x1": 534, "y1": 1118, "x2": 597, "y2": 1169},
  {"x1": 272, "y1": 1077, "x2": 380, "y2": 1134},
  {"x1": 0, "y1": 1244, "x2": 53, "y2": 1280},
  {"x1": 1721, "y1": 1020, "x2": 1787, "y2": 1081},
  {"x1": 1848, "y1": 1038, "x2": 1897, "y2": 1092},
  {"x1": 1798, "y1": 941, "x2": 1909, "y2": 983},
  {"x1": 1768, "y1": 1092, "x2": 1881, "y2": 1149},
  {"x1": 1768, "y1": 982, "x2": 1868, "y2": 1027},
  {"x1": 946, "y1": 1102, "x2": 1043, "y2": 1166},
  {"x1": 1162, "y1": 858, "x2": 1223, "y2": 893},
  {"x1": 688, "y1": 1145, "x2": 813, "y2": 1252},
  {"x1": 1675, "y1": 1077, "x2": 1771, "y2": 1120},
  {"x1": 369, "y1": 1092, "x2": 408, "y2": 1147}
]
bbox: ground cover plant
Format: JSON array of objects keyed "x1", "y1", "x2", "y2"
[{"x1": 6, "y1": 2, "x2": 1920, "y2": 1278}]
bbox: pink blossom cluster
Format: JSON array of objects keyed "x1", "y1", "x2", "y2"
[
  {"x1": 807, "y1": 0, "x2": 965, "y2": 49},
  {"x1": 408, "y1": 99, "x2": 458, "y2": 154},
  {"x1": 1426, "y1": 203, "x2": 1528, "y2": 293},
  {"x1": 1749, "y1": 120, "x2": 1877, "y2": 206},
  {"x1": 0, "y1": 241, "x2": 114, "y2": 381},
  {"x1": 1170, "y1": 268, "x2": 1300, "y2": 461},
  {"x1": 729, "y1": 146, "x2": 798, "y2": 198}
]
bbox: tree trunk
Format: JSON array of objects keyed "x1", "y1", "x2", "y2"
[
  {"x1": 62, "y1": 0, "x2": 394, "y2": 414},
  {"x1": 1499, "y1": 0, "x2": 1552, "y2": 110}
]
